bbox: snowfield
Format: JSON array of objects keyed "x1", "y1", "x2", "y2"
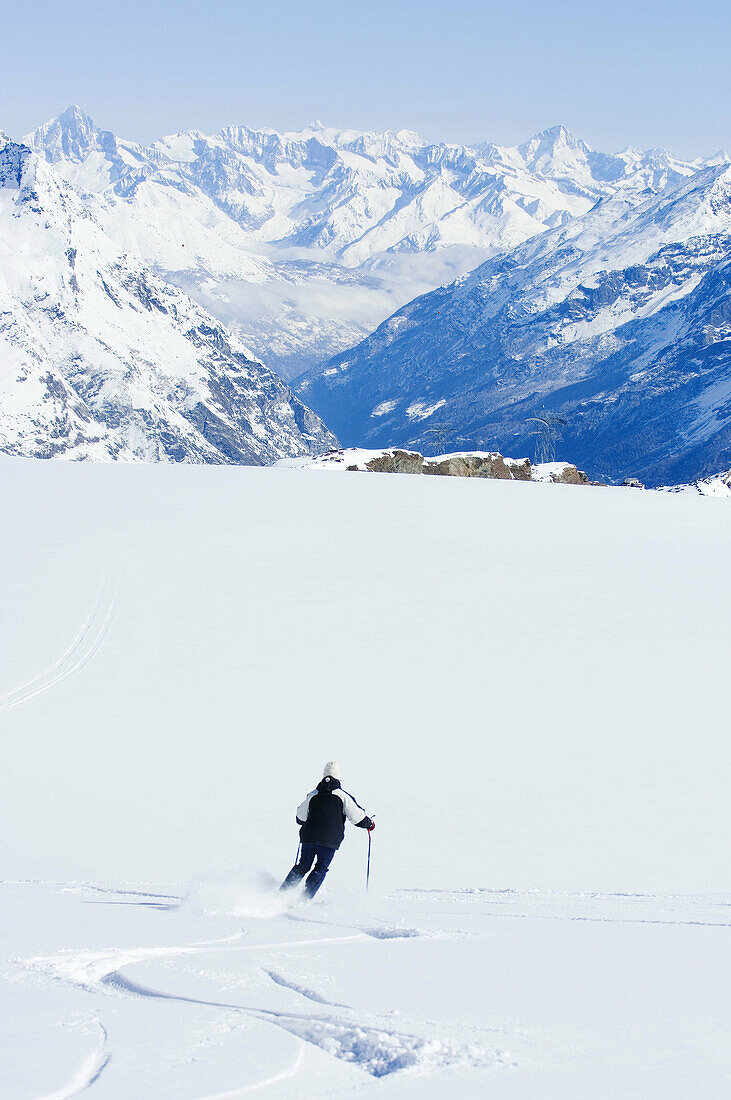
[{"x1": 1, "y1": 456, "x2": 729, "y2": 1098}]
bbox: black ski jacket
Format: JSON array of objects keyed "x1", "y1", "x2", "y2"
[{"x1": 296, "y1": 777, "x2": 370, "y2": 849}]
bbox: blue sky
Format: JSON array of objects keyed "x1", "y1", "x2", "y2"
[{"x1": 6, "y1": 0, "x2": 730, "y2": 156}]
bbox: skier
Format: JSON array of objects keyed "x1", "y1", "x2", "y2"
[{"x1": 281, "y1": 761, "x2": 374, "y2": 899}]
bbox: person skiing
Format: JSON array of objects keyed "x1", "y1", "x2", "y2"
[{"x1": 281, "y1": 761, "x2": 374, "y2": 899}]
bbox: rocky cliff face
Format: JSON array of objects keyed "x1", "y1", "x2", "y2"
[{"x1": 0, "y1": 135, "x2": 336, "y2": 463}]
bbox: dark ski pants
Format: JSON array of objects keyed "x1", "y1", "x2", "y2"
[{"x1": 281, "y1": 842, "x2": 336, "y2": 898}]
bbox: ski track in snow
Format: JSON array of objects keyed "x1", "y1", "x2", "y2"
[
  {"x1": 196, "y1": 1046, "x2": 305, "y2": 1099},
  {"x1": 0, "y1": 586, "x2": 107, "y2": 707},
  {"x1": 284, "y1": 908, "x2": 423, "y2": 940},
  {"x1": 18, "y1": 882, "x2": 729, "y2": 1091},
  {"x1": 97, "y1": 967, "x2": 496, "y2": 1078},
  {"x1": 34, "y1": 1020, "x2": 110, "y2": 1100},
  {"x1": 21, "y1": 888, "x2": 500, "y2": 1085},
  {"x1": 0, "y1": 881, "x2": 185, "y2": 908},
  {"x1": 64, "y1": 884, "x2": 184, "y2": 902},
  {"x1": 263, "y1": 968, "x2": 351, "y2": 1008},
  {"x1": 0, "y1": 581, "x2": 120, "y2": 716},
  {"x1": 393, "y1": 888, "x2": 731, "y2": 927}
]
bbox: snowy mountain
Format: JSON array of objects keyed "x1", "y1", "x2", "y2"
[
  {"x1": 297, "y1": 163, "x2": 731, "y2": 486},
  {"x1": 0, "y1": 134, "x2": 335, "y2": 463},
  {"x1": 24, "y1": 107, "x2": 711, "y2": 379},
  {"x1": 15, "y1": 107, "x2": 731, "y2": 479}
]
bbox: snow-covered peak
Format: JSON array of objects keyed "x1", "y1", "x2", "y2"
[
  {"x1": 514, "y1": 126, "x2": 630, "y2": 196},
  {"x1": 24, "y1": 106, "x2": 153, "y2": 197},
  {"x1": 519, "y1": 124, "x2": 591, "y2": 165},
  {"x1": 26, "y1": 104, "x2": 104, "y2": 163}
]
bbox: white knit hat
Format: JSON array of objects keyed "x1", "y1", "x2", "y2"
[{"x1": 322, "y1": 760, "x2": 341, "y2": 780}]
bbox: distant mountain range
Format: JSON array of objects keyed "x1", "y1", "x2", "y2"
[
  {"x1": 0, "y1": 133, "x2": 334, "y2": 462},
  {"x1": 24, "y1": 107, "x2": 717, "y2": 381},
  {"x1": 7, "y1": 107, "x2": 731, "y2": 482}
]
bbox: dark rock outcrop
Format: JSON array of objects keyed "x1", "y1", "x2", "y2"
[
  {"x1": 355, "y1": 449, "x2": 533, "y2": 480},
  {"x1": 365, "y1": 450, "x2": 424, "y2": 474},
  {"x1": 505, "y1": 457, "x2": 532, "y2": 481},
  {"x1": 423, "y1": 453, "x2": 515, "y2": 479}
]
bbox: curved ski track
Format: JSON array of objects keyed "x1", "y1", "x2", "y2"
[
  {"x1": 0, "y1": 581, "x2": 119, "y2": 716},
  {"x1": 197, "y1": 1047, "x2": 305, "y2": 1099},
  {"x1": 23, "y1": 889, "x2": 498, "y2": 1095},
  {"x1": 34, "y1": 1021, "x2": 109, "y2": 1100}
]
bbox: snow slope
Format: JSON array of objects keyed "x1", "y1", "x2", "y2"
[
  {"x1": 0, "y1": 135, "x2": 335, "y2": 463},
  {"x1": 662, "y1": 467, "x2": 731, "y2": 497},
  {"x1": 25, "y1": 108, "x2": 714, "y2": 379},
  {"x1": 299, "y1": 163, "x2": 731, "y2": 485},
  {"x1": 1, "y1": 456, "x2": 729, "y2": 1097}
]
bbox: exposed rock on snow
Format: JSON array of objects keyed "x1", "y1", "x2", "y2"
[
  {"x1": 532, "y1": 462, "x2": 592, "y2": 485},
  {"x1": 0, "y1": 134, "x2": 336, "y2": 463},
  {"x1": 278, "y1": 449, "x2": 631, "y2": 490},
  {"x1": 287, "y1": 449, "x2": 727, "y2": 499},
  {"x1": 423, "y1": 453, "x2": 531, "y2": 480},
  {"x1": 364, "y1": 449, "x2": 424, "y2": 475},
  {"x1": 278, "y1": 447, "x2": 541, "y2": 481}
]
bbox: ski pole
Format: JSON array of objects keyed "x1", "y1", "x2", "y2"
[{"x1": 366, "y1": 828, "x2": 372, "y2": 895}]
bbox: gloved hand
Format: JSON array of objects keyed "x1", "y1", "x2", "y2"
[{"x1": 360, "y1": 816, "x2": 375, "y2": 831}]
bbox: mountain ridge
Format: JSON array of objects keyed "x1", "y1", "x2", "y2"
[{"x1": 23, "y1": 107, "x2": 717, "y2": 380}]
